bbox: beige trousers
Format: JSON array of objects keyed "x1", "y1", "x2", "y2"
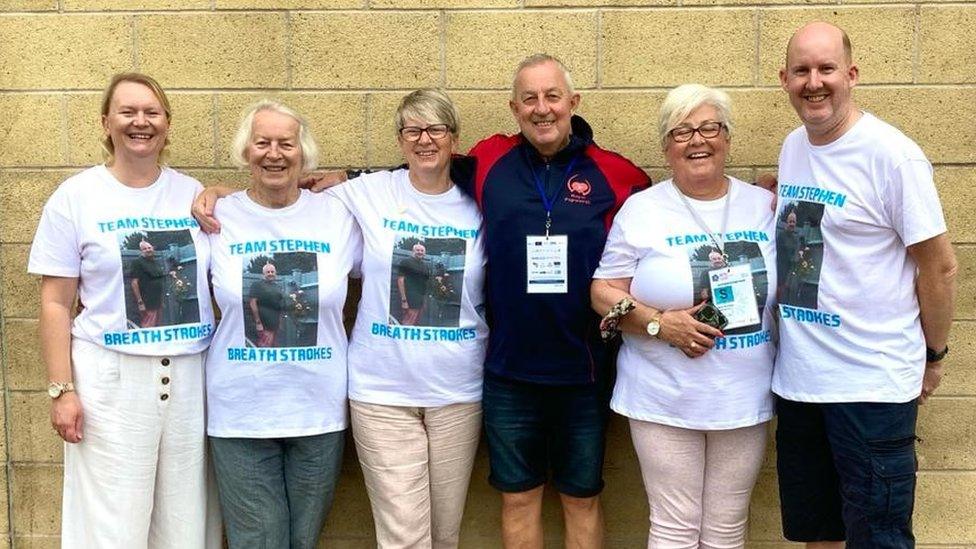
[
  {"x1": 350, "y1": 400, "x2": 481, "y2": 549},
  {"x1": 629, "y1": 419, "x2": 768, "y2": 549}
]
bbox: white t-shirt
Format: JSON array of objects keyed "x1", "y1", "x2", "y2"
[
  {"x1": 206, "y1": 190, "x2": 362, "y2": 438},
  {"x1": 773, "y1": 113, "x2": 947, "y2": 403},
  {"x1": 594, "y1": 177, "x2": 776, "y2": 430},
  {"x1": 28, "y1": 165, "x2": 214, "y2": 356},
  {"x1": 327, "y1": 169, "x2": 487, "y2": 406}
]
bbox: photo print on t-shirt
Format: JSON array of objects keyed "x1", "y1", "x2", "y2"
[
  {"x1": 689, "y1": 241, "x2": 768, "y2": 336},
  {"x1": 241, "y1": 252, "x2": 319, "y2": 348},
  {"x1": 776, "y1": 200, "x2": 825, "y2": 310},
  {"x1": 388, "y1": 235, "x2": 466, "y2": 328},
  {"x1": 118, "y1": 229, "x2": 201, "y2": 330}
]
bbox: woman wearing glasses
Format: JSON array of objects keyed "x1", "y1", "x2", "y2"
[
  {"x1": 590, "y1": 84, "x2": 776, "y2": 548},
  {"x1": 192, "y1": 89, "x2": 486, "y2": 548},
  {"x1": 326, "y1": 89, "x2": 487, "y2": 549}
]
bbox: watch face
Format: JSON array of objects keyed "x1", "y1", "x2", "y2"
[
  {"x1": 47, "y1": 385, "x2": 61, "y2": 398},
  {"x1": 646, "y1": 321, "x2": 660, "y2": 336}
]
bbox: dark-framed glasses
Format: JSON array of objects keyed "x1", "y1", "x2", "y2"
[
  {"x1": 669, "y1": 121, "x2": 726, "y2": 143},
  {"x1": 399, "y1": 124, "x2": 451, "y2": 142}
]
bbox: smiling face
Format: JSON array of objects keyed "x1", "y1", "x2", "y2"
[
  {"x1": 664, "y1": 104, "x2": 729, "y2": 189},
  {"x1": 397, "y1": 117, "x2": 457, "y2": 179},
  {"x1": 262, "y1": 263, "x2": 277, "y2": 281},
  {"x1": 246, "y1": 110, "x2": 303, "y2": 194},
  {"x1": 780, "y1": 23, "x2": 859, "y2": 144},
  {"x1": 412, "y1": 243, "x2": 426, "y2": 259},
  {"x1": 102, "y1": 81, "x2": 170, "y2": 163},
  {"x1": 509, "y1": 60, "x2": 580, "y2": 158},
  {"x1": 708, "y1": 249, "x2": 726, "y2": 268}
]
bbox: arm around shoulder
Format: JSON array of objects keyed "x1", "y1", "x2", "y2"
[{"x1": 191, "y1": 185, "x2": 237, "y2": 234}]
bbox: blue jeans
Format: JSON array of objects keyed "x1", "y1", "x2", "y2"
[
  {"x1": 776, "y1": 397, "x2": 918, "y2": 548},
  {"x1": 210, "y1": 432, "x2": 345, "y2": 549}
]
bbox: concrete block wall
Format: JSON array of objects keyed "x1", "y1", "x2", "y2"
[{"x1": 0, "y1": 0, "x2": 973, "y2": 547}]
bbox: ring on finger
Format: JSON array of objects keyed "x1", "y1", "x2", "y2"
[{"x1": 690, "y1": 342, "x2": 698, "y2": 350}]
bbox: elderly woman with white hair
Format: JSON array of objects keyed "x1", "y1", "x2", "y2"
[
  {"x1": 195, "y1": 89, "x2": 487, "y2": 549},
  {"x1": 205, "y1": 100, "x2": 362, "y2": 548},
  {"x1": 590, "y1": 84, "x2": 776, "y2": 548}
]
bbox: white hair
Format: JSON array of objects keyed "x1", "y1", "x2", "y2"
[
  {"x1": 658, "y1": 84, "x2": 733, "y2": 149},
  {"x1": 511, "y1": 53, "x2": 576, "y2": 99},
  {"x1": 230, "y1": 99, "x2": 319, "y2": 173}
]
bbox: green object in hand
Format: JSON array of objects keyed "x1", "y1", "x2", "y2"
[{"x1": 694, "y1": 301, "x2": 728, "y2": 330}]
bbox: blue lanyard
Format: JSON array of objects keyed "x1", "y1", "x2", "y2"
[{"x1": 526, "y1": 150, "x2": 578, "y2": 237}]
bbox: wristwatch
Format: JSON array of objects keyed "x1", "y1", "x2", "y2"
[
  {"x1": 47, "y1": 381, "x2": 75, "y2": 399},
  {"x1": 646, "y1": 315, "x2": 661, "y2": 338},
  {"x1": 926, "y1": 345, "x2": 949, "y2": 363}
]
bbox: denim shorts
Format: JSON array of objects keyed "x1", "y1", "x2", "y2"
[
  {"x1": 482, "y1": 372, "x2": 609, "y2": 498},
  {"x1": 775, "y1": 396, "x2": 918, "y2": 548}
]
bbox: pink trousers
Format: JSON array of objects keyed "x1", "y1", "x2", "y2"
[{"x1": 629, "y1": 419, "x2": 768, "y2": 549}]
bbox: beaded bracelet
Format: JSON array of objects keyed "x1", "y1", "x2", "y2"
[{"x1": 599, "y1": 297, "x2": 636, "y2": 341}]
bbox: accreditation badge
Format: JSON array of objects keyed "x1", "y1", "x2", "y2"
[
  {"x1": 708, "y1": 263, "x2": 760, "y2": 329},
  {"x1": 526, "y1": 235, "x2": 568, "y2": 294}
]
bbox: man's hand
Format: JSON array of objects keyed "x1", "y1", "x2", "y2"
[
  {"x1": 191, "y1": 186, "x2": 235, "y2": 234},
  {"x1": 920, "y1": 362, "x2": 943, "y2": 404},
  {"x1": 756, "y1": 172, "x2": 778, "y2": 211},
  {"x1": 51, "y1": 392, "x2": 84, "y2": 443},
  {"x1": 300, "y1": 170, "x2": 348, "y2": 192}
]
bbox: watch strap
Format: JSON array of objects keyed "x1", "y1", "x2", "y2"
[{"x1": 926, "y1": 345, "x2": 949, "y2": 363}]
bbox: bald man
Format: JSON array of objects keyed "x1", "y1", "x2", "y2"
[
  {"x1": 771, "y1": 22, "x2": 957, "y2": 548},
  {"x1": 129, "y1": 239, "x2": 165, "y2": 328}
]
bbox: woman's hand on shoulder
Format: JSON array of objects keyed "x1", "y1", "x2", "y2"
[
  {"x1": 300, "y1": 170, "x2": 348, "y2": 192},
  {"x1": 657, "y1": 302, "x2": 724, "y2": 359},
  {"x1": 191, "y1": 185, "x2": 235, "y2": 234},
  {"x1": 51, "y1": 392, "x2": 84, "y2": 443}
]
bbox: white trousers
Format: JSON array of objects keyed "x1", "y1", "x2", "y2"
[
  {"x1": 350, "y1": 400, "x2": 482, "y2": 549},
  {"x1": 629, "y1": 419, "x2": 768, "y2": 549},
  {"x1": 62, "y1": 339, "x2": 221, "y2": 549}
]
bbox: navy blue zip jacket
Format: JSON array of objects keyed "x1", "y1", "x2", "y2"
[{"x1": 456, "y1": 115, "x2": 650, "y2": 385}]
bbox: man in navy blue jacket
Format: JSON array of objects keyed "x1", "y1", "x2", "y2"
[
  {"x1": 190, "y1": 53, "x2": 649, "y2": 548},
  {"x1": 460, "y1": 54, "x2": 649, "y2": 548}
]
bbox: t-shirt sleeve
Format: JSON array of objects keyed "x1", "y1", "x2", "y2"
[
  {"x1": 592, "y1": 202, "x2": 639, "y2": 280},
  {"x1": 324, "y1": 178, "x2": 359, "y2": 218},
  {"x1": 28, "y1": 189, "x2": 81, "y2": 277},
  {"x1": 884, "y1": 158, "x2": 947, "y2": 246}
]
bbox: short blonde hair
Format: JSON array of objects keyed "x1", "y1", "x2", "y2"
[
  {"x1": 511, "y1": 53, "x2": 576, "y2": 99},
  {"x1": 100, "y1": 73, "x2": 172, "y2": 164},
  {"x1": 658, "y1": 84, "x2": 733, "y2": 149},
  {"x1": 230, "y1": 99, "x2": 319, "y2": 173},
  {"x1": 395, "y1": 89, "x2": 461, "y2": 137}
]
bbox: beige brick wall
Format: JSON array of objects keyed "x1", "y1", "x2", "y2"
[{"x1": 0, "y1": 1, "x2": 973, "y2": 547}]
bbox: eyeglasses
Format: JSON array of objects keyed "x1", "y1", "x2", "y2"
[
  {"x1": 398, "y1": 124, "x2": 452, "y2": 142},
  {"x1": 669, "y1": 121, "x2": 726, "y2": 143}
]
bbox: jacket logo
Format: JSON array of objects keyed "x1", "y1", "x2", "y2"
[{"x1": 565, "y1": 174, "x2": 592, "y2": 205}]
